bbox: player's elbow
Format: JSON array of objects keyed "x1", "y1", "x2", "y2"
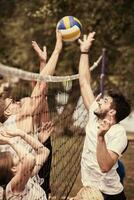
[
  {"x1": 100, "y1": 167, "x2": 109, "y2": 173},
  {"x1": 99, "y1": 164, "x2": 111, "y2": 173}
]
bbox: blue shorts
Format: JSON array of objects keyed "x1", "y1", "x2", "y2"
[{"x1": 102, "y1": 190, "x2": 126, "y2": 200}]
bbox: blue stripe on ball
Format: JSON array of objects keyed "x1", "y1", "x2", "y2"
[
  {"x1": 58, "y1": 19, "x2": 66, "y2": 30},
  {"x1": 68, "y1": 16, "x2": 74, "y2": 28},
  {"x1": 73, "y1": 20, "x2": 82, "y2": 31},
  {"x1": 69, "y1": 16, "x2": 82, "y2": 31}
]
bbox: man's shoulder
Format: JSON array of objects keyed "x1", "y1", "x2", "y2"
[
  {"x1": 111, "y1": 123, "x2": 126, "y2": 132},
  {"x1": 108, "y1": 123, "x2": 127, "y2": 140}
]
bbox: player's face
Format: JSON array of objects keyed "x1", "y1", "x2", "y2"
[
  {"x1": 4, "y1": 98, "x2": 21, "y2": 116},
  {"x1": 94, "y1": 95, "x2": 113, "y2": 117}
]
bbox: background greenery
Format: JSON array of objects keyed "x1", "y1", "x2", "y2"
[{"x1": 0, "y1": 0, "x2": 134, "y2": 105}]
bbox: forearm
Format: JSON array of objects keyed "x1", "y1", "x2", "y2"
[
  {"x1": 40, "y1": 61, "x2": 46, "y2": 72},
  {"x1": 79, "y1": 54, "x2": 94, "y2": 108},
  {"x1": 9, "y1": 142, "x2": 28, "y2": 160},
  {"x1": 20, "y1": 132, "x2": 45, "y2": 154},
  {"x1": 29, "y1": 82, "x2": 46, "y2": 114},
  {"x1": 9, "y1": 139, "x2": 35, "y2": 192},
  {"x1": 19, "y1": 127, "x2": 50, "y2": 176},
  {"x1": 40, "y1": 48, "x2": 60, "y2": 76},
  {"x1": 31, "y1": 147, "x2": 49, "y2": 176},
  {"x1": 97, "y1": 136, "x2": 114, "y2": 172},
  {"x1": 31, "y1": 81, "x2": 46, "y2": 98},
  {"x1": 79, "y1": 54, "x2": 91, "y2": 86}
]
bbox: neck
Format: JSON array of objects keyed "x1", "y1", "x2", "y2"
[
  {"x1": 95, "y1": 112, "x2": 116, "y2": 125},
  {"x1": 105, "y1": 114, "x2": 116, "y2": 125},
  {"x1": 94, "y1": 111, "x2": 107, "y2": 120}
]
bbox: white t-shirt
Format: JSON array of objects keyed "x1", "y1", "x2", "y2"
[
  {"x1": 81, "y1": 101, "x2": 128, "y2": 195},
  {"x1": 0, "y1": 176, "x2": 47, "y2": 200},
  {"x1": 1, "y1": 115, "x2": 33, "y2": 156}
]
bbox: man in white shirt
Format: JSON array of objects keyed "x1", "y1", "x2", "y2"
[{"x1": 78, "y1": 32, "x2": 131, "y2": 200}]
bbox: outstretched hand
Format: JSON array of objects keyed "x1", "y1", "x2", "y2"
[
  {"x1": 78, "y1": 32, "x2": 95, "y2": 52},
  {"x1": 39, "y1": 121, "x2": 54, "y2": 143},
  {"x1": 32, "y1": 41, "x2": 47, "y2": 63}
]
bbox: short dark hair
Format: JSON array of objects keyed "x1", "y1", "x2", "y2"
[
  {"x1": 107, "y1": 90, "x2": 131, "y2": 123},
  {"x1": 0, "y1": 152, "x2": 14, "y2": 186},
  {"x1": 0, "y1": 98, "x2": 5, "y2": 118}
]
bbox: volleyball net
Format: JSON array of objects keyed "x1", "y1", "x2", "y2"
[{"x1": 0, "y1": 56, "x2": 101, "y2": 200}]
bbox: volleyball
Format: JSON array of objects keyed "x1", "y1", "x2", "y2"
[{"x1": 57, "y1": 16, "x2": 82, "y2": 42}]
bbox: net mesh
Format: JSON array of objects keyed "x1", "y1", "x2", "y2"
[
  {"x1": 0, "y1": 58, "x2": 100, "y2": 200},
  {"x1": 49, "y1": 80, "x2": 88, "y2": 200}
]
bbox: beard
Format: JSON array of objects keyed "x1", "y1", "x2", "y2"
[{"x1": 94, "y1": 110, "x2": 108, "y2": 119}]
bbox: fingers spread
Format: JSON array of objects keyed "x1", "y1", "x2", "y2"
[
  {"x1": 43, "y1": 46, "x2": 47, "y2": 52},
  {"x1": 83, "y1": 34, "x2": 87, "y2": 41},
  {"x1": 78, "y1": 39, "x2": 82, "y2": 45},
  {"x1": 87, "y1": 32, "x2": 95, "y2": 42},
  {"x1": 32, "y1": 41, "x2": 42, "y2": 53}
]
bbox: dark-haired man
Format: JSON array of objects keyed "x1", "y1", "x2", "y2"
[{"x1": 78, "y1": 32, "x2": 131, "y2": 200}]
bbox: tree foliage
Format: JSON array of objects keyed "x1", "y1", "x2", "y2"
[{"x1": 0, "y1": 0, "x2": 134, "y2": 106}]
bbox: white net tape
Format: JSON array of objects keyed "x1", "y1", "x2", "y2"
[{"x1": 0, "y1": 56, "x2": 102, "y2": 82}]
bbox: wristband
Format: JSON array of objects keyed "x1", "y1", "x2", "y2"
[{"x1": 81, "y1": 52, "x2": 88, "y2": 54}]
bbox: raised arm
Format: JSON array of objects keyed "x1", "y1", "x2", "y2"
[
  {"x1": 19, "y1": 130, "x2": 50, "y2": 177},
  {"x1": 32, "y1": 41, "x2": 47, "y2": 72},
  {"x1": 38, "y1": 121, "x2": 54, "y2": 144},
  {"x1": 6, "y1": 126, "x2": 51, "y2": 176},
  {"x1": 21, "y1": 31, "x2": 62, "y2": 115},
  {"x1": 31, "y1": 40, "x2": 50, "y2": 126},
  {"x1": 38, "y1": 30, "x2": 62, "y2": 76},
  {"x1": 18, "y1": 81, "x2": 47, "y2": 117},
  {"x1": 97, "y1": 119, "x2": 118, "y2": 173},
  {"x1": 78, "y1": 32, "x2": 95, "y2": 110},
  {"x1": 0, "y1": 130, "x2": 35, "y2": 193}
]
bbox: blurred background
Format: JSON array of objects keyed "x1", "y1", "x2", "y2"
[{"x1": 0, "y1": 0, "x2": 134, "y2": 99}]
